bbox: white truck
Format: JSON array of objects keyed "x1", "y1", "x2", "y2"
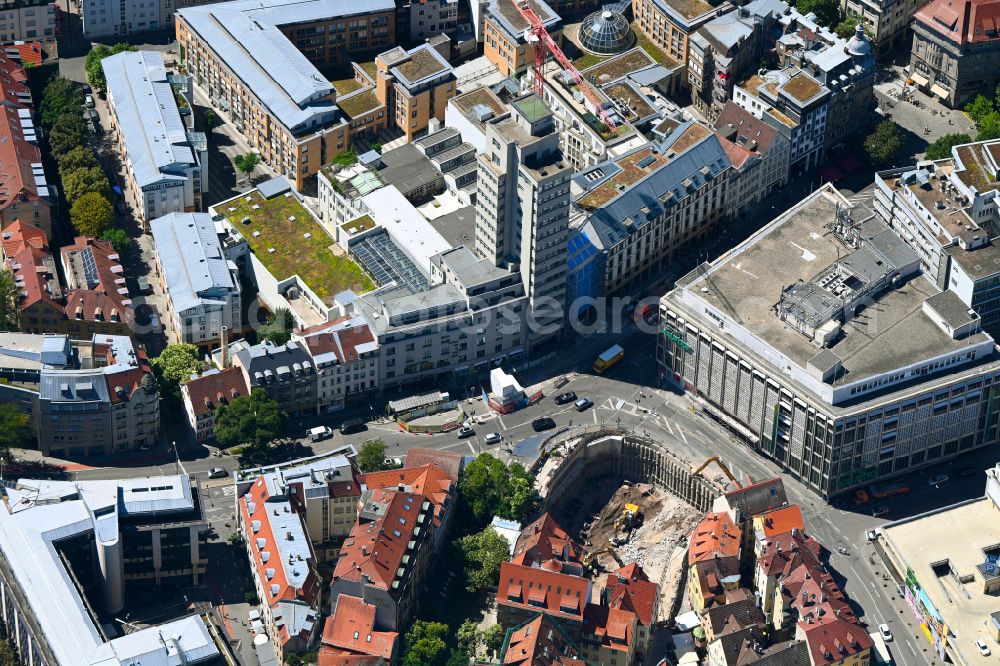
[{"x1": 308, "y1": 426, "x2": 332, "y2": 442}]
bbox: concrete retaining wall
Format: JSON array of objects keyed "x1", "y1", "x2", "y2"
[{"x1": 536, "y1": 427, "x2": 724, "y2": 514}]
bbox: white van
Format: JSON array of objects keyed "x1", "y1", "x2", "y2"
[{"x1": 308, "y1": 426, "x2": 332, "y2": 442}]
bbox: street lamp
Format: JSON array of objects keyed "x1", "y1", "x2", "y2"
[{"x1": 171, "y1": 440, "x2": 180, "y2": 475}]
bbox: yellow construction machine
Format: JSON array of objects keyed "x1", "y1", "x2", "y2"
[{"x1": 692, "y1": 456, "x2": 742, "y2": 488}]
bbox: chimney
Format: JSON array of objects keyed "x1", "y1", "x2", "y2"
[{"x1": 220, "y1": 325, "x2": 229, "y2": 367}]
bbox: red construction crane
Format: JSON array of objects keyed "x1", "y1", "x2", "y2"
[{"x1": 513, "y1": 0, "x2": 619, "y2": 132}]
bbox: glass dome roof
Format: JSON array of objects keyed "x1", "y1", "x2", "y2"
[{"x1": 579, "y1": 10, "x2": 635, "y2": 56}]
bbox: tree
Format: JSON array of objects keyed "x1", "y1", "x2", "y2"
[
  {"x1": 978, "y1": 111, "x2": 1000, "y2": 141},
  {"x1": 0, "y1": 403, "x2": 30, "y2": 461},
  {"x1": 0, "y1": 269, "x2": 18, "y2": 331},
  {"x1": 835, "y1": 14, "x2": 859, "y2": 38},
  {"x1": 403, "y1": 621, "x2": 449, "y2": 666},
  {"x1": 925, "y1": 132, "x2": 972, "y2": 160},
  {"x1": 458, "y1": 527, "x2": 510, "y2": 592},
  {"x1": 100, "y1": 227, "x2": 134, "y2": 254},
  {"x1": 214, "y1": 389, "x2": 285, "y2": 450},
  {"x1": 233, "y1": 152, "x2": 260, "y2": 177},
  {"x1": 62, "y1": 166, "x2": 111, "y2": 203},
  {"x1": 58, "y1": 145, "x2": 99, "y2": 174},
  {"x1": 482, "y1": 625, "x2": 504, "y2": 658},
  {"x1": 864, "y1": 119, "x2": 903, "y2": 165},
  {"x1": 151, "y1": 343, "x2": 204, "y2": 402},
  {"x1": 48, "y1": 113, "x2": 89, "y2": 156},
  {"x1": 356, "y1": 439, "x2": 389, "y2": 472},
  {"x1": 70, "y1": 192, "x2": 115, "y2": 238},
  {"x1": 259, "y1": 307, "x2": 294, "y2": 345},
  {"x1": 205, "y1": 110, "x2": 217, "y2": 130},
  {"x1": 333, "y1": 150, "x2": 358, "y2": 166},
  {"x1": 795, "y1": 0, "x2": 839, "y2": 27},
  {"x1": 0, "y1": 638, "x2": 16, "y2": 666},
  {"x1": 455, "y1": 620, "x2": 482, "y2": 657},
  {"x1": 459, "y1": 454, "x2": 538, "y2": 524},
  {"x1": 85, "y1": 43, "x2": 136, "y2": 91},
  {"x1": 40, "y1": 76, "x2": 83, "y2": 129},
  {"x1": 966, "y1": 94, "x2": 995, "y2": 125}
]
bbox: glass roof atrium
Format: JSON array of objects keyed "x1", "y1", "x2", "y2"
[{"x1": 579, "y1": 10, "x2": 635, "y2": 56}]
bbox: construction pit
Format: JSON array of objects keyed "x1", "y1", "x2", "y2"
[{"x1": 560, "y1": 480, "x2": 702, "y2": 622}]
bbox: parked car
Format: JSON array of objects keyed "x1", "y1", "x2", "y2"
[
  {"x1": 865, "y1": 530, "x2": 878, "y2": 542},
  {"x1": 484, "y1": 432, "x2": 502, "y2": 445},
  {"x1": 383, "y1": 457, "x2": 402, "y2": 468},
  {"x1": 85, "y1": 94, "x2": 95, "y2": 108},
  {"x1": 308, "y1": 426, "x2": 332, "y2": 442},
  {"x1": 532, "y1": 417, "x2": 556, "y2": 432},
  {"x1": 554, "y1": 391, "x2": 577, "y2": 405},
  {"x1": 872, "y1": 505, "x2": 890, "y2": 518},
  {"x1": 339, "y1": 418, "x2": 366, "y2": 435},
  {"x1": 82, "y1": 83, "x2": 92, "y2": 94},
  {"x1": 975, "y1": 640, "x2": 991, "y2": 656},
  {"x1": 574, "y1": 398, "x2": 593, "y2": 412},
  {"x1": 879, "y1": 624, "x2": 893, "y2": 642},
  {"x1": 208, "y1": 467, "x2": 228, "y2": 479},
  {"x1": 958, "y1": 467, "x2": 977, "y2": 477},
  {"x1": 458, "y1": 425, "x2": 475, "y2": 438},
  {"x1": 927, "y1": 473, "x2": 949, "y2": 487}
]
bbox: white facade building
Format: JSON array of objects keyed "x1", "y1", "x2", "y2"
[
  {"x1": 151, "y1": 212, "x2": 241, "y2": 346},
  {"x1": 103, "y1": 51, "x2": 205, "y2": 226},
  {"x1": 0, "y1": 1, "x2": 56, "y2": 42}
]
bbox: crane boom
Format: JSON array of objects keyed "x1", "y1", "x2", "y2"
[{"x1": 513, "y1": 0, "x2": 619, "y2": 132}]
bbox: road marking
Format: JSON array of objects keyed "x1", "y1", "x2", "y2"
[
  {"x1": 677, "y1": 425, "x2": 689, "y2": 444},
  {"x1": 467, "y1": 442, "x2": 476, "y2": 455},
  {"x1": 663, "y1": 419, "x2": 674, "y2": 435},
  {"x1": 593, "y1": 410, "x2": 598, "y2": 424}
]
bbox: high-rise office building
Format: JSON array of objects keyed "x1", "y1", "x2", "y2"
[{"x1": 475, "y1": 93, "x2": 571, "y2": 349}]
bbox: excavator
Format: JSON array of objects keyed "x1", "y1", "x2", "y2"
[
  {"x1": 692, "y1": 456, "x2": 742, "y2": 489},
  {"x1": 611, "y1": 503, "x2": 643, "y2": 545},
  {"x1": 583, "y1": 547, "x2": 624, "y2": 570}
]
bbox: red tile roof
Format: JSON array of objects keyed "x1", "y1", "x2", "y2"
[
  {"x1": 714, "y1": 102, "x2": 782, "y2": 154},
  {"x1": 332, "y1": 488, "x2": 425, "y2": 595},
  {"x1": 497, "y1": 562, "x2": 591, "y2": 623},
  {"x1": 321, "y1": 595, "x2": 397, "y2": 660},
  {"x1": 915, "y1": 0, "x2": 1000, "y2": 46},
  {"x1": 689, "y1": 512, "x2": 742, "y2": 564},
  {"x1": 0, "y1": 56, "x2": 46, "y2": 217},
  {"x1": 757, "y1": 531, "x2": 822, "y2": 578},
  {"x1": 1, "y1": 220, "x2": 60, "y2": 312},
  {"x1": 403, "y1": 447, "x2": 466, "y2": 481},
  {"x1": 692, "y1": 556, "x2": 741, "y2": 606},
  {"x1": 299, "y1": 315, "x2": 376, "y2": 363},
  {"x1": 239, "y1": 477, "x2": 321, "y2": 647},
  {"x1": 3, "y1": 42, "x2": 44, "y2": 67},
  {"x1": 604, "y1": 563, "x2": 658, "y2": 626},
  {"x1": 582, "y1": 604, "x2": 635, "y2": 653},
  {"x1": 782, "y1": 561, "x2": 857, "y2": 625},
  {"x1": 798, "y1": 617, "x2": 873, "y2": 666},
  {"x1": 512, "y1": 513, "x2": 584, "y2": 567},
  {"x1": 755, "y1": 504, "x2": 804, "y2": 540},
  {"x1": 359, "y1": 464, "x2": 453, "y2": 527},
  {"x1": 60, "y1": 237, "x2": 134, "y2": 327},
  {"x1": 182, "y1": 367, "x2": 249, "y2": 417},
  {"x1": 719, "y1": 135, "x2": 756, "y2": 170},
  {"x1": 501, "y1": 614, "x2": 585, "y2": 666}
]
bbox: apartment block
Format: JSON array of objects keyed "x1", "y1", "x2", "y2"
[
  {"x1": 0, "y1": 332, "x2": 159, "y2": 458},
  {"x1": 0, "y1": 0, "x2": 56, "y2": 42},
  {"x1": 237, "y1": 451, "x2": 362, "y2": 662},
  {"x1": 632, "y1": 0, "x2": 733, "y2": 69},
  {"x1": 688, "y1": 0, "x2": 786, "y2": 121},
  {"x1": 475, "y1": 93, "x2": 571, "y2": 350},
  {"x1": 908, "y1": 0, "x2": 1000, "y2": 108},
  {"x1": 874, "y1": 140, "x2": 1000, "y2": 337},
  {"x1": 483, "y1": 0, "x2": 562, "y2": 78},
  {"x1": 713, "y1": 102, "x2": 790, "y2": 217},
  {"x1": 842, "y1": 0, "x2": 927, "y2": 58},
  {"x1": 0, "y1": 475, "x2": 215, "y2": 666},
  {"x1": 151, "y1": 212, "x2": 242, "y2": 347},
  {"x1": 293, "y1": 314, "x2": 379, "y2": 413},
  {"x1": 176, "y1": 0, "x2": 395, "y2": 190},
  {"x1": 234, "y1": 340, "x2": 318, "y2": 417},
  {"x1": 659, "y1": 184, "x2": 1000, "y2": 498},
  {"x1": 375, "y1": 44, "x2": 456, "y2": 141},
  {"x1": 567, "y1": 122, "x2": 730, "y2": 307},
  {"x1": 180, "y1": 366, "x2": 248, "y2": 442},
  {"x1": 399, "y1": 0, "x2": 458, "y2": 41},
  {"x1": 0, "y1": 51, "x2": 51, "y2": 238}
]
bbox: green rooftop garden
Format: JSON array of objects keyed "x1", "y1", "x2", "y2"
[
  {"x1": 338, "y1": 89, "x2": 382, "y2": 119},
  {"x1": 224, "y1": 191, "x2": 374, "y2": 305},
  {"x1": 332, "y1": 77, "x2": 363, "y2": 96}
]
